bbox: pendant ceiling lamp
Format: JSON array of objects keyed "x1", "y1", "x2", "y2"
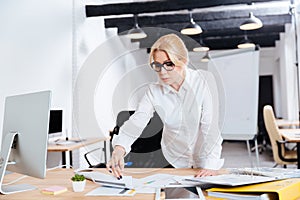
[
  {"x1": 240, "y1": 12, "x2": 263, "y2": 30},
  {"x1": 237, "y1": 34, "x2": 255, "y2": 49},
  {"x1": 181, "y1": 11, "x2": 202, "y2": 35},
  {"x1": 126, "y1": 14, "x2": 147, "y2": 39},
  {"x1": 193, "y1": 38, "x2": 209, "y2": 52}
]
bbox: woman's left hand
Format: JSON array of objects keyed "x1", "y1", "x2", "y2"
[{"x1": 195, "y1": 169, "x2": 218, "y2": 177}]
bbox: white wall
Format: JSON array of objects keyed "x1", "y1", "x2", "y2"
[
  {"x1": 272, "y1": 24, "x2": 299, "y2": 120},
  {"x1": 72, "y1": 1, "x2": 154, "y2": 168},
  {"x1": 0, "y1": 0, "x2": 73, "y2": 166},
  {"x1": 259, "y1": 48, "x2": 277, "y2": 76}
]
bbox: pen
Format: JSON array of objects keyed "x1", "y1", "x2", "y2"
[
  {"x1": 108, "y1": 162, "x2": 133, "y2": 175},
  {"x1": 125, "y1": 162, "x2": 133, "y2": 166},
  {"x1": 102, "y1": 185, "x2": 130, "y2": 190},
  {"x1": 144, "y1": 180, "x2": 156, "y2": 185},
  {"x1": 111, "y1": 162, "x2": 133, "y2": 168}
]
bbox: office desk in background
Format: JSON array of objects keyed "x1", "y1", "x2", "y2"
[
  {"x1": 276, "y1": 119, "x2": 300, "y2": 128},
  {"x1": 1, "y1": 168, "x2": 206, "y2": 200},
  {"x1": 47, "y1": 137, "x2": 108, "y2": 167},
  {"x1": 280, "y1": 129, "x2": 300, "y2": 169}
]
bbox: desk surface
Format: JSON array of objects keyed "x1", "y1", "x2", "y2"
[
  {"x1": 47, "y1": 137, "x2": 108, "y2": 152},
  {"x1": 280, "y1": 129, "x2": 300, "y2": 169},
  {"x1": 1, "y1": 168, "x2": 211, "y2": 200},
  {"x1": 276, "y1": 119, "x2": 300, "y2": 128},
  {"x1": 280, "y1": 128, "x2": 300, "y2": 142}
]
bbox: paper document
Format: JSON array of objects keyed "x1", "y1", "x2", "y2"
[
  {"x1": 85, "y1": 186, "x2": 136, "y2": 196},
  {"x1": 186, "y1": 174, "x2": 276, "y2": 186},
  {"x1": 132, "y1": 173, "x2": 175, "y2": 194},
  {"x1": 78, "y1": 171, "x2": 133, "y2": 189},
  {"x1": 55, "y1": 140, "x2": 77, "y2": 145},
  {"x1": 230, "y1": 167, "x2": 300, "y2": 179},
  {"x1": 132, "y1": 174, "x2": 200, "y2": 194},
  {"x1": 134, "y1": 174, "x2": 175, "y2": 187}
]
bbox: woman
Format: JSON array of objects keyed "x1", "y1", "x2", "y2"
[{"x1": 107, "y1": 33, "x2": 224, "y2": 178}]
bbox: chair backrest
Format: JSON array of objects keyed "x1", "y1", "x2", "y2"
[
  {"x1": 263, "y1": 105, "x2": 286, "y2": 164},
  {"x1": 111, "y1": 110, "x2": 169, "y2": 168}
]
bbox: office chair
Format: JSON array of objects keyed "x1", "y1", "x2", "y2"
[
  {"x1": 84, "y1": 110, "x2": 169, "y2": 168},
  {"x1": 263, "y1": 105, "x2": 297, "y2": 168}
]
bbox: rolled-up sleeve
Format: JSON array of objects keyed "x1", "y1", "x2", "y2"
[{"x1": 112, "y1": 88, "x2": 155, "y2": 155}]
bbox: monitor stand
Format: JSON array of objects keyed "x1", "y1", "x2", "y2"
[{"x1": 0, "y1": 132, "x2": 36, "y2": 194}]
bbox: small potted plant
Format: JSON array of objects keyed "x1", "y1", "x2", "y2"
[{"x1": 71, "y1": 174, "x2": 86, "y2": 192}]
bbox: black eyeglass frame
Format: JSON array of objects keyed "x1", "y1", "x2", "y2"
[{"x1": 150, "y1": 61, "x2": 175, "y2": 72}]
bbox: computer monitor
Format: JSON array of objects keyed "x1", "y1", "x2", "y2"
[
  {"x1": 0, "y1": 91, "x2": 51, "y2": 194},
  {"x1": 48, "y1": 109, "x2": 63, "y2": 140}
]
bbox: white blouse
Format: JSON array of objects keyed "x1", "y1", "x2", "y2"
[{"x1": 112, "y1": 68, "x2": 224, "y2": 169}]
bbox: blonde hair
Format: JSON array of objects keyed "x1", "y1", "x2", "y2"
[{"x1": 149, "y1": 34, "x2": 188, "y2": 67}]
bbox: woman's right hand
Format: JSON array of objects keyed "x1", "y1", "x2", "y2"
[{"x1": 106, "y1": 145, "x2": 126, "y2": 179}]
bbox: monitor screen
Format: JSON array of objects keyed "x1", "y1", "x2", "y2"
[
  {"x1": 0, "y1": 91, "x2": 51, "y2": 194},
  {"x1": 48, "y1": 110, "x2": 63, "y2": 134}
]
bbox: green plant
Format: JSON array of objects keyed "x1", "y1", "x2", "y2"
[{"x1": 71, "y1": 174, "x2": 85, "y2": 182}]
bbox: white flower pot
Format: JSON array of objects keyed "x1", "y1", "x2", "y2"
[{"x1": 72, "y1": 180, "x2": 86, "y2": 192}]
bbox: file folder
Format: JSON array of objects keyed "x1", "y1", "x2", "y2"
[{"x1": 207, "y1": 178, "x2": 300, "y2": 200}]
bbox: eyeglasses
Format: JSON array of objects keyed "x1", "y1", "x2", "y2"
[{"x1": 150, "y1": 61, "x2": 175, "y2": 72}]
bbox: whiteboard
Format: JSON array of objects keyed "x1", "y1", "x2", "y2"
[{"x1": 208, "y1": 49, "x2": 259, "y2": 140}]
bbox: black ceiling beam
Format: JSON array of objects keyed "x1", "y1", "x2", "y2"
[
  {"x1": 204, "y1": 34, "x2": 280, "y2": 49},
  {"x1": 104, "y1": 6, "x2": 290, "y2": 28},
  {"x1": 86, "y1": 0, "x2": 289, "y2": 17},
  {"x1": 87, "y1": 0, "x2": 290, "y2": 50}
]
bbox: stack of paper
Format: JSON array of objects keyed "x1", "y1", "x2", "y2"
[
  {"x1": 229, "y1": 167, "x2": 300, "y2": 179},
  {"x1": 132, "y1": 174, "x2": 176, "y2": 194},
  {"x1": 77, "y1": 171, "x2": 136, "y2": 196},
  {"x1": 185, "y1": 174, "x2": 276, "y2": 186},
  {"x1": 78, "y1": 171, "x2": 133, "y2": 189}
]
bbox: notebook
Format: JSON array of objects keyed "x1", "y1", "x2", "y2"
[{"x1": 41, "y1": 185, "x2": 67, "y2": 195}]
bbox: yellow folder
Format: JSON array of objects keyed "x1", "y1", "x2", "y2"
[{"x1": 206, "y1": 178, "x2": 300, "y2": 200}]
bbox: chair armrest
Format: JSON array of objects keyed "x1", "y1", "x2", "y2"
[
  {"x1": 84, "y1": 147, "x2": 103, "y2": 168},
  {"x1": 276, "y1": 140, "x2": 297, "y2": 162},
  {"x1": 276, "y1": 140, "x2": 291, "y2": 144}
]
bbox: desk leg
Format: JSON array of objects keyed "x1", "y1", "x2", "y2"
[
  {"x1": 61, "y1": 151, "x2": 73, "y2": 168},
  {"x1": 62, "y1": 152, "x2": 66, "y2": 168},
  {"x1": 69, "y1": 151, "x2": 73, "y2": 167},
  {"x1": 298, "y1": 143, "x2": 300, "y2": 169}
]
